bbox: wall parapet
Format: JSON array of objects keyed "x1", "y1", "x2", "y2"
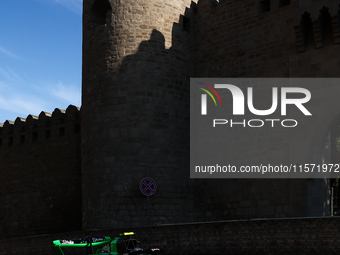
[{"x1": 0, "y1": 105, "x2": 80, "y2": 148}]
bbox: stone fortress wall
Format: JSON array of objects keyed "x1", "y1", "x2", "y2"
[
  {"x1": 1, "y1": 0, "x2": 340, "y2": 242},
  {"x1": 0, "y1": 106, "x2": 81, "y2": 239}
]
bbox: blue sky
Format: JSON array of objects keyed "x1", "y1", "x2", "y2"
[{"x1": 0, "y1": 0, "x2": 82, "y2": 123}]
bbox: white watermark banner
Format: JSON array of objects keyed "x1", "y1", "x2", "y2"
[{"x1": 190, "y1": 78, "x2": 340, "y2": 178}]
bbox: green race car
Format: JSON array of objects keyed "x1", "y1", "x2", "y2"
[{"x1": 53, "y1": 232, "x2": 161, "y2": 255}]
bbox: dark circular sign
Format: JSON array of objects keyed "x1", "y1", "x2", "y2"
[{"x1": 139, "y1": 177, "x2": 157, "y2": 196}]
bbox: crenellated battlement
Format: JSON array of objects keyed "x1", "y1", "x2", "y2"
[
  {"x1": 193, "y1": 0, "x2": 340, "y2": 78},
  {"x1": 193, "y1": 0, "x2": 340, "y2": 53},
  {"x1": 294, "y1": 3, "x2": 340, "y2": 52},
  {"x1": 0, "y1": 105, "x2": 80, "y2": 148}
]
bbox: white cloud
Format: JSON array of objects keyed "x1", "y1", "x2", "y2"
[
  {"x1": 48, "y1": 81, "x2": 81, "y2": 106},
  {"x1": 0, "y1": 67, "x2": 81, "y2": 122},
  {"x1": 36, "y1": 0, "x2": 82, "y2": 15},
  {"x1": 0, "y1": 45, "x2": 21, "y2": 59},
  {"x1": 0, "y1": 68, "x2": 26, "y2": 87},
  {"x1": 0, "y1": 70, "x2": 46, "y2": 119},
  {"x1": 55, "y1": 0, "x2": 82, "y2": 14},
  {"x1": 0, "y1": 95, "x2": 46, "y2": 119}
]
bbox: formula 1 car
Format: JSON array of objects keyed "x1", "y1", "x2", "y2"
[{"x1": 53, "y1": 232, "x2": 161, "y2": 255}]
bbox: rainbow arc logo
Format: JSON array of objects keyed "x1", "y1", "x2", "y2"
[{"x1": 197, "y1": 82, "x2": 222, "y2": 115}]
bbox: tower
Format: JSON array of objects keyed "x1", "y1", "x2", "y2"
[{"x1": 81, "y1": 0, "x2": 197, "y2": 229}]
